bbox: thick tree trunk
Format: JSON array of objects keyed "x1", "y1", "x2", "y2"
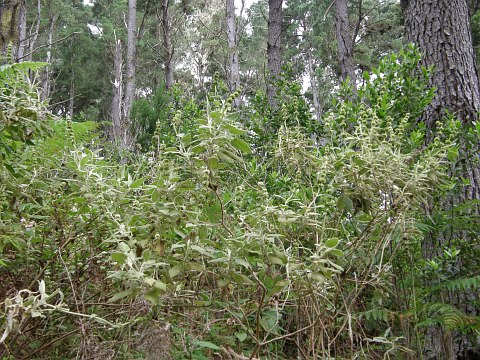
[
  {"x1": 403, "y1": 0, "x2": 480, "y2": 131},
  {"x1": 402, "y1": 1, "x2": 480, "y2": 358},
  {"x1": 160, "y1": 0, "x2": 174, "y2": 90},
  {"x1": 334, "y1": 0, "x2": 356, "y2": 91},
  {"x1": 226, "y1": 0, "x2": 241, "y2": 108},
  {"x1": 0, "y1": 0, "x2": 23, "y2": 60},
  {"x1": 112, "y1": 39, "x2": 124, "y2": 147},
  {"x1": 122, "y1": 0, "x2": 137, "y2": 150},
  {"x1": 267, "y1": 0, "x2": 283, "y2": 109}
]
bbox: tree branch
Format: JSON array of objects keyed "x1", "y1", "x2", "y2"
[{"x1": 18, "y1": 32, "x2": 80, "y2": 61}]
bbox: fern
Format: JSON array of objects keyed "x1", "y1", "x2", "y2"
[
  {"x1": 417, "y1": 302, "x2": 473, "y2": 331},
  {"x1": 431, "y1": 275, "x2": 480, "y2": 292}
]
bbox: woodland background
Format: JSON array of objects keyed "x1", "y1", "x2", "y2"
[{"x1": 0, "y1": 0, "x2": 480, "y2": 359}]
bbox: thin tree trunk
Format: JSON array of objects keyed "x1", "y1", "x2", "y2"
[
  {"x1": 160, "y1": 0, "x2": 174, "y2": 90},
  {"x1": 16, "y1": 0, "x2": 25, "y2": 61},
  {"x1": 40, "y1": 16, "x2": 57, "y2": 102},
  {"x1": 267, "y1": 0, "x2": 283, "y2": 109},
  {"x1": 26, "y1": 0, "x2": 41, "y2": 62},
  {"x1": 402, "y1": 0, "x2": 480, "y2": 358},
  {"x1": 334, "y1": 0, "x2": 356, "y2": 91},
  {"x1": 226, "y1": 0, "x2": 241, "y2": 108},
  {"x1": 123, "y1": 0, "x2": 137, "y2": 149},
  {"x1": 69, "y1": 69, "x2": 74, "y2": 119},
  {"x1": 111, "y1": 39, "x2": 123, "y2": 146},
  {"x1": 306, "y1": 47, "x2": 322, "y2": 121}
]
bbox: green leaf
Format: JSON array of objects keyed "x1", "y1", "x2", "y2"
[
  {"x1": 338, "y1": 194, "x2": 353, "y2": 213},
  {"x1": 169, "y1": 265, "x2": 183, "y2": 278},
  {"x1": 309, "y1": 272, "x2": 326, "y2": 283},
  {"x1": 204, "y1": 203, "x2": 222, "y2": 223},
  {"x1": 329, "y1": 249, "x2": 344, "y2": 257},
  {"x1": 235, "y1": 332, "x2": 248, "y2": 342},
  {"x1": 234, "y1": 258, "x2": 250, "y2": 269},
  {"x1": 154, "y1": 281, "x2": 167, "y2": 290},
  {"x1": 145, "y1": 287, "x2": 161, "y2": 305},
  {"x1": 144, "y1": 277, "x2": 156, "y2": 286},
  {"x1": 188, "y1": 262, "x2": 205, "y2": 272},
  {"x1": 231, "y1": 138, "x2": 251, "y2": 154},
  {"x1": 268, "y1": 256, "x2": 285, "y2": 266},
  {"x1": 191, "y1": 145, "x2": 206, "y2": 154},
  {"x1": 208, "y1": 157, "x2": 224, "y2": 170},
  {"x1": 4, "y1": 163, "x2": 15, "y2": 175},
  {"x1": 181, "y1": 133, "x2": 192, "y2": 146},
  {"x1": 152, "y1": 190, "x2": 161, "y2": 202},
  {"x1": 224, "y1": 123, "x2": 245, "y2": 135},
  {"x1": 174, "y1": 227, "x2": 187, "y2": 238},
  {"x1": 325, "y1": 238, "x2": 339, "y2": 248},
  {"x1": 80, "y1": 155, "x2": 90, "y2": 167},
  {"x1": 107, "y1": 288, "x2": 133, "y2": 303},
  {"x1": 225, "y1": 113, "x2": 239, "y2": 122},
  {"x1": 130, "y1": 177, "x2": 145, "y2": 189},
  {"x1": 111, "y1": 253, "x2": 127, "y2": 264},
  {"x1": 195, "y1": 340, "x2": 221, "y2": 350},
  {"x1": 119, "y1": 242, "x2": 130, "y2": 252}
]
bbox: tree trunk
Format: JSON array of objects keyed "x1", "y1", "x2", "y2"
[
  {"x1": 226, "y1": 0, "x2": 241, "y2": 108},
  {"x1": 26, "y1": 0, "x2": 41, "y2": 62},
  {"x1": 334, "y1": 0, "x2": 356, "y2": 91},
  {"x1": 403, "y1": 0, "x2": 480, "y2": 130},
  {"x1": 111, "y1": 39, "x2": 123, "y2": 147},
  {"x1": 267, "y1": 0, "x2": 283, "y2": 109},
  {"x1": 402, "y1": 0, "x2": 480, "y2": 358},
  {"x1": 40, "y1": 16, "x2": 56, "y2": 102},
  {"x1": 0, "y1": 0, "x2": 23, "y2": 60},
  {"x1": 160, "y1": 0, "x2": 174, "y2": 90},
  {"x1": 306, "y1": 47, "x2": 322, "y2": 122},
  {"x1": 16, "y1": 0, "x2": 25, "y2": 61},
  {"x1": 69, "y1": 70, "x2": 74, "y2": 119},
  {"x1": 123, "y1": 0, "x2": 137, "y2": 150}
]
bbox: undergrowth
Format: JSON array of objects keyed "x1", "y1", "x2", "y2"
[{"x1": 1, "y1": 46, "x2": 479, "y2": 359}]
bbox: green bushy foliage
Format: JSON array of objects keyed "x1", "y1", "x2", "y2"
[
  {"x1": 1, "y1": 47, "x2": 474, "y2": 359},
  {"x1": 247, "y1": 66, "x2": 319, "y2": 149}
]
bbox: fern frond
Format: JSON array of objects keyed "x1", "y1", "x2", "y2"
[
  {"x1": 431, "y1": 275, "x2": 480, "y2": 292},
  {"x1": 420, "y1": 302, "x2": 467, "y2": 331}
]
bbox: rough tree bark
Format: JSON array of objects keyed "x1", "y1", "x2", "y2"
[
  {"x1": 402, "y1": 0, "x2": 480, "y2": 358},
  {"x1": 122, "y1": 0, "x2": 137, "y2": 150},
  {"x1": 334, "y1": 0, "x2": 356, "y2": 91},
  {"x1": 0, "y1": 0, "x2": 24, "y2": 59},
  {"x1": 267, "y1": 0, "x2": 283, "y2": 109},
  {"x1": 226, "y1": 0, "x2": 241, "y2": 108}
]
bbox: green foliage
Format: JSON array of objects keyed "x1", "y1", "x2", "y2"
[
  {"x1": 247, "y1": 67, "x2": 318, "y2": 148},
  {"x1": 0, "y1": 47, "x2": 478, "y2": 359},
  {"x1": 0, "y1": 61, "x2": 50, "y2": 171}
]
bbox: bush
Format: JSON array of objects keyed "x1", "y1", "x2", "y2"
[{"x1": 0, "y1": 47, "x2": 470, "y2": 359}]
